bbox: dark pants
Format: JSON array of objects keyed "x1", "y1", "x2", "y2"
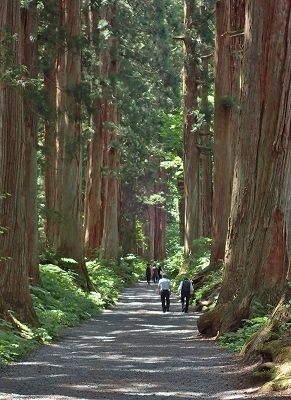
[
  {"x1": 153, "y1": 274, "x2": 158, "y2": 283},
  {"x1": 146, "y1": 274, "x2": 151, "y2": 284},
  {"x1": 181, "y1": 291, "x2": 190, "y2": 312},
  {"x1": 161, "y1": 290, "x2": 170, "y2": 312}
]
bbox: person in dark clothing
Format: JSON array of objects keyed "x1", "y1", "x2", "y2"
[
  {"x1": 157, "y1": 265, "x2": 162, "y2": 280},
  {"x1": 178, "y1": 277, "x2": 194, "y2": 313},
  {"x1": 145, "y1": 264, "x2": 151, "y2": 284},
  {"x1": 152, "y1": 264, "x2": 159, "y2": 283}
]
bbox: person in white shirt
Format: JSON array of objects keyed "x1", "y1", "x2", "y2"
[
  {"x1": 158, "y1": 273, "x2": 172, "y2": 313},
  {"x1": 178, "y1": 277, "x2": 194, "y2": 313}
]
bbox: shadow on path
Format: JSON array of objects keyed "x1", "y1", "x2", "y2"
[{"x1": 0, "y1": 282, "x2": 288, "y2": 399}]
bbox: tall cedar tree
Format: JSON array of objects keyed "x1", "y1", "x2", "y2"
[
  {"x1": 99, "y1": 0, "x2": 120, "y2": 260},
  {"x1": 210, "y1": 0, "x2": 232, "y2": 264},
  {"x1": 210, "y1": 0, "x2": 244, "y2": 264},
  {"x1": 83, "y1": 1, "x2": 103, "y2": 259},
  {"x1": 0, "y1": 0, "x2": 38, "y2": 325},
  {"x1": 198, "y1": 0, "x2": 291, "y2": 336},
  {"x1": 42, "y1": 0, "x2": 59, "y2": 249},
  {"x1": 183, "y1": 0, "x2": 200, "y2": 257},
  {"x1": 21, "y1": 0, "x2": 41, "y2": 285},
  {"x1": 57, "y1": 0, "x2": 93, "y2": 289}
]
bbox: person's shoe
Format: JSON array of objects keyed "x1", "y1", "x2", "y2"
[{"x1": 182, "y1": 308, "x2": 185, "y2": 312}]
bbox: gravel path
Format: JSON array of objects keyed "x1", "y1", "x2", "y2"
[{"x1": 0, "y1": 282, "x2": 290, "y2": 400}]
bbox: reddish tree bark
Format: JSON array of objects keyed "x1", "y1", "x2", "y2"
[
  {"x1": 83, "y1": 2, "x2": 104, "y2": 258},
  {"x1": 154, "y1": 167, "x2": 166, "y2": 261},
  {"x1": 0, "y1": 0, "x2": 38, "y2": 325},
  {"x1": 21, "y1": 0, "x2": 41, "y2": 285},
  {"x1": 210, "y1": 0, "x2": 232, "y2": 264},
  {"x1": 100, "y1": 1, "x2": 120, "y2": 260},
  {"x1": 198, "y1": 0, "x2": 291, "y2": 336},
  {"x1": 183, "y1": 0, "x2": 201, "y2": 257},
  {"x1": 210, "y1": 0, "x2": 245, "y2": 264},
  {"x1": 200, "y1": 55, "x2": 212, "y2": 238},
  {"x1": 42, "y1": 1, "x2": 60, "y2": 249}
]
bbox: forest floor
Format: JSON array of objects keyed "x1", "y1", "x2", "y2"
[{"x1": 0, "y1": 282, "x2": 290, "y2": 399}]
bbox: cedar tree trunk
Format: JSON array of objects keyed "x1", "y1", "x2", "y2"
[{"x1": 198, "y1": 1, "x2": 291, "y2": 336}]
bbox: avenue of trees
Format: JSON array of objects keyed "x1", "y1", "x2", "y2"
[{"x1": 1, "y1": 0, "x2": 291, "y2": 365}]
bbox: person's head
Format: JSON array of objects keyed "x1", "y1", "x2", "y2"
[
  {"x1": 184, "y1": 277, "x2": 189, "y2": 281},
  {"x1": 162, "y1": 273, "x2": 167, "y2": 278}
]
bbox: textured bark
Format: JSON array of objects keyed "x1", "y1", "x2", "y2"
[
  {"x1": 183, "y1": 0, "x2": 200, "y2": 257},
  {"x1": 154, "y1": 168, "x2": 166, "y2": 261},
  {"x1": 198, "y1": 0, "x2": 291, "y2": 336},
  {"x1": 42, "y1": 1, "x2": 60, "y2": 249},
  {"x1": 21, "y1": 1, "x2": 41, "y2": 285},
  {"x1": 84, "y1": 4, "x2": 103, "y2": 258},
  {"x1": 144, "y1": 201, "x2": 156, "y2": 262},
  {"x1": 0, "y1": 0, "x2": 38, "y2": 325},
  {"x1": 210, "y1": 0, "x2": 232, "y2": 264},
  {"x1": 44, "y1": 66, "x2": 58, "y2": 248},
  {"x1": 54, "y1": 2, "x2": 67, "y2": 250},
  {"x1": 100, "y1": 1, "x2": 120, "y2": 260},
  {"x1": 177, "y1": 179, "x2": 185, "y2": 246},
  {"x1": 57, "y1": 0, "x2": 93, "y2": 289},
  {"x1": 200, "y1": 55, "x2": 212, "y2": 238}
]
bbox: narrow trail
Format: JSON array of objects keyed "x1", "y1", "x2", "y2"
[{"x1": 0, "y1": 282, "x2": 289, "y2": 399}]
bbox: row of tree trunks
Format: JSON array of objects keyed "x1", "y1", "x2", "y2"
[
  {"x1": 143, "y1": 166, "x2": 167, "y2": 262},
  {"x1": 198, "y1": 0, "x2": 291, "y2": 336}
]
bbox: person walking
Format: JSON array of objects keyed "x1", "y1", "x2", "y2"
[
  {"x1": 158, "y1": 273, "x2": 172, "y2": 313},
  {"x1": 152, "y1": 264, "x2": 159, "y2": 283},
  {"x1": 157, "y1": 264, "x2": 162, "y2": 280},
  {"x1": 178, "y1": 277, "x2": 194, "y2": 313},
  {"x1": 145, "y1": 264, "x2": 151, "y2": 284}
]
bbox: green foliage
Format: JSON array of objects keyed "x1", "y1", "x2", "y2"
[
  {"x1": 187, "y1": 237, "x2": 212, "y2": 270},
  {"x1": 159, "y1": 110, "x2": 183, "y2": 158},
  {"x1": 169, "y1": 238, "x2": 212, "y2": 290},
  {"x1": 193, "y1": 268, "x2": 222, "y2": 309},
  {"x1": 218, "y1": 317, "x2": 268, "y2": 353},
  {"x1": 0, "y1": 320, "x2": 40, "y2": 368},
  {"x1": 164, "y1": 246, "x2": 184, "y2": 277},
  {"x1": 31, "y1": 265, "x2": 103, "y2": 337}
]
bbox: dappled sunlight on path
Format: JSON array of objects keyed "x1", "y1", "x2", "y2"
[{"x1": 0, "y1": 282, "x2": 288, "y2": 399}]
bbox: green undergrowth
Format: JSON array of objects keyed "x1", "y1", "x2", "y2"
[
  {"x1": 0, "y1": 255, "x2": 145, "y2": 369},
  {"x1": 217, "y1": 316, "x2": 269, "y2": 353},
  {"x1": 170, "y1": 237, "x2": 212, "y2": 289}
]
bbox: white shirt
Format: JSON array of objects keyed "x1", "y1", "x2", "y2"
[
  {"x1": 158, "y1": 277, "x2": 171, "y2": 291},
  {"x1": 178, "y1": 280, "x2": 194, "y2": 293}
]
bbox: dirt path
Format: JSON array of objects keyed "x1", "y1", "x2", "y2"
[{"x1": 0, "y1": 282, "x2": 289, "y2": 399}]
